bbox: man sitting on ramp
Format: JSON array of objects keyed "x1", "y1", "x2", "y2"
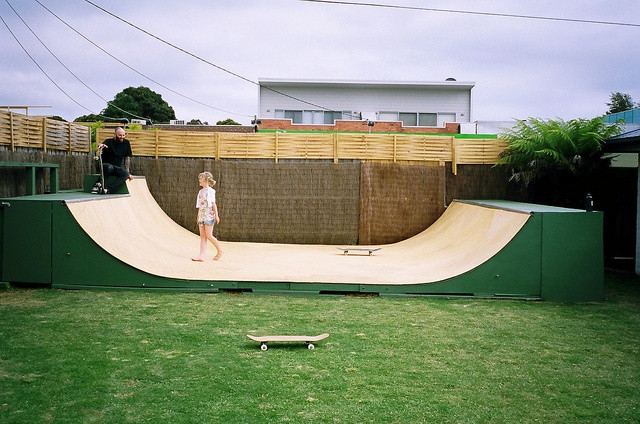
[{"x1": 96, "y1": 127, "x2": 134, "y2": 194}]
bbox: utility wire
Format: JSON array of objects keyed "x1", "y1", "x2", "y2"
[
  {"x1": 0, "y1": 12, "x2": 100, "y2": 116},
  {"x1": 81, "y1": 0, "x2": 639, "y2": 124},
  {"x1": 6, "y1": 0, "x2": 149, "y2": 123},
  {"x1": 81, "y1": 0, "x2": 342, "y2": 114},
  {"x1": 298, "y1": 0, "x2": 640, "y2": 28},
  {"x1": 35, "y1": 0, "x2": 249, "y2": 118}
]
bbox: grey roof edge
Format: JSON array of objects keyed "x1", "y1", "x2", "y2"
[{"x1": 258, "y1": 77, "x2": 475, "y2": 89}]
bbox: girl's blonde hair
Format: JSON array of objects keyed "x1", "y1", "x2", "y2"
[{"x1": 199, "y1": 171, "x2": 216, "y2": 187}]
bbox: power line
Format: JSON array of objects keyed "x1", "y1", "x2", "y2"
[
  {"x1": 5, "y1": 0, "x2": 150, "y2": 123},
  {"x1": 81, "y1": 0, "x2": 345, "y2": 114},
  {"x1": 34, "y1": 0, "x2": 249, "y2": 119},
  {"x1": 0, "y1": 12, "x2": 99, "y2": 116},
  {"x1": 298, "y1": 0, "x2": 640, "y2": 28}
]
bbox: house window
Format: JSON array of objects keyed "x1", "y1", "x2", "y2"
[
  {"x1": 378, "y1": 112, "x2": 397, "y2": 122},
  {"x1": 418, "y1": 113, "x2": 437, "y2": 126},
  {"x1": 284, "y1": 110, "x2": 302, "y2": 123},
  {"x1": 379, "y1": 111, "x2": 446, "y2": 127},
  {"x1": 399, "y1": 112, "x2": 417, "y2": 127},
  {"x1": 324, "y1": 111, "x2": 344, "y2": 124},
  {"x1": 275, "y1": 109, "x2": 351, "y2": 124}
]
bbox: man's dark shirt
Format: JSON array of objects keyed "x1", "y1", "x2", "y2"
[{"x1": 102, "y1": 137, "x2": 132, "y2": 167}]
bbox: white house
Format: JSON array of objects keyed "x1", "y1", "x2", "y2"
[{"x1": 258, "y1": 78, "x2": 474, "y2": 129}]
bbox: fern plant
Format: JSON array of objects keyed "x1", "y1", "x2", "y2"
[{"x1": 496, "y1": 117, "x2": 623, "y2": 186}]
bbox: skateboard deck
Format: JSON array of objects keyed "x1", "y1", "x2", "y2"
[
  {"x1": 93, "y1": 147, "x2": 106, "y2": 194},
  {"x1": 247, "y1": 333, "x2": 329, "y2": 351},
  {"x1": 337, "y1": 247, "x2": 381, "y2": 256}
]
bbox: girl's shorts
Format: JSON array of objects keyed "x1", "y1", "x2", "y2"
[{"x1": 199, "y1": 219, "x2": 214, "y2": 226}]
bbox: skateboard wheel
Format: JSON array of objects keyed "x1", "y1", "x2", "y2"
[
  {"x1": 260, "y1": 343, "x2": 268, "y2": 351},
  {"x1": 307, "y1": 343, "x2": 315, "y2": 350}
]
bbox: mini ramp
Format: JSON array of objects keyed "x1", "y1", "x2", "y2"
[{"x1": 0, "y1": 177, "x2": 604, "y2": 301}]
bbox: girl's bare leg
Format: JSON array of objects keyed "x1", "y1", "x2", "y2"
[
  {"x1": 204, "y1": 224, "x2": 223, "y2": 260},
  {"x1": 191, "y1": 224, "x2": 207, "y2": 261}
]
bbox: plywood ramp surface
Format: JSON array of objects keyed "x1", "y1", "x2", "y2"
[{"x1": 66, "y1": 178, "x2": 530, "y2": 285}]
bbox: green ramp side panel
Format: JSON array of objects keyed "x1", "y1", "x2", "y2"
[
  {"x1": 0, "y1": 202, "x2": 3, "y2": 279},
  {"x1": 50, "y1": 201, "x2": 213, "y2": 290},
  {"x1": 1, "y1": 198, "x2": 52, "y2": 284},
  {"x1": 540, "y1": 211, "x2": 604, "y2": 302},
  {"x1": 451, "y1": 211, "x2": 543, "y2": 298},
  {"x1": 377, "y1": 212, "x2": 543, "y2": 298}
]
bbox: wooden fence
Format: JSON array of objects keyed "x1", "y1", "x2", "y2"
[
  {"x1": 97, "y1": 128, "x2": 507, "y2": 174},
  {"x1": 0, "y1": 109, "x2": 507, "y2": 171},
  {"x1": 0, "y1": 110, "x2": 91, "y2": 153}
]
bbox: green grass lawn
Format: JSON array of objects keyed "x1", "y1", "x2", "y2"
[{"x1": 1, "y1": 271, "x2": 639, "y2": 423}]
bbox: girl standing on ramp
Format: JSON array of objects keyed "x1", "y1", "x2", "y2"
[{"x1": 192, "y1": 172, "x2": 223, "y2": 261}]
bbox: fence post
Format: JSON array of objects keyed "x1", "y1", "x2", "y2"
[
  {"x1": 42, "y1": 117, "x2": 47, "y2": 153},
  {"x1": 451, "y1": 137, "x2": 458, "y2": 175},
  {"x1": 68, "y1": 122, "x2": 73, "y2": 155},
  {"x1": 9, "y1": 112, "x2": 15, "y2": 151},
  {"x1": 333, "y1": 133, "x2": 338, "y2": 164},
  {"x1": 214, "y1": 132, "x2": 220, "y2": 161},
  {"x1": 155, "y1": 130, "x2": 159, "y2": 160},
  {"x1": 275, "y1": 132, "x2": 279, "y2": 163}
]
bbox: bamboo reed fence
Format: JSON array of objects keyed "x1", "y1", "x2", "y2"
[
  {"x1": 0, "y1": 110, "x2": 91, "y2": 154},
  {"x1": 97, "y1": 128, "x2": 507, "y2": 174}
]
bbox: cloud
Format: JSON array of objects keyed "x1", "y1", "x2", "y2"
[{"x1": 1, "y1": 0, "x2": 638, "y2": 124}]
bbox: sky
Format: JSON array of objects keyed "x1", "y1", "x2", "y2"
[{"x1": 1, "y1": 0, "x2": 638, "y2": 125}]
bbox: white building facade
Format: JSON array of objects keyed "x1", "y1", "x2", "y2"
[{"x1": 258, "y1": 78, "x2": 474, "y2": 128}]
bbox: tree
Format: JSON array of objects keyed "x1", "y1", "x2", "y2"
[
  {"x1": 101, "y1": 86, "x2": 176, "y2": 124},
  {"x1": 495, "y1": 117, "x2": 623, "y2": 207},
  {"x1": 74, "y1": 113, "x2": 126, "y2": 124},
  {"x1": 74, "y1": 114, "x2": 101, "y2": 122},
  {"x1": 606, "y1": 92, "x2": 636, "y2": 114},
  {"x1": 217, "y1": 118, "x2": 240, "y2": 125},
  {"x1": 188, "y1": 119, "x2": 209, "y2": 125}
]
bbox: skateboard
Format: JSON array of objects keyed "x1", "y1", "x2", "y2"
[
  {"x1": 92, "y1": 146, "x2": 106, "y2": 194},
  {"x1": 337, "y1": 247, "x2": 381, "y2": 256},
  {"x1": 247, "y1": 333, "x2": 329, "y2": 351}
]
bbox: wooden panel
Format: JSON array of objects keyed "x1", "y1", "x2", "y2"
[
  {"x1": 92, "y1": 127, "x2": 509, "y2": 166},
  {"x1": 395, "y1": 135, "x2": 452, "y2": 162},
  {"x1": 455, "y1": 138, "x2": 508, "y2": 164},
  {"x1": 276, "y1": 132, "x2": 334, "y2": 159},
  {"x1": 0, "y1": 110, "x2": 89, "y2": 152}
]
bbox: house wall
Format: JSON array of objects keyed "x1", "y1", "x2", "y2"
[
  {"x1": 258, "y1": 119, "x2": 460, "y2": 133},
  {"x1": 603, "y1": 107, "x2": 640, "y2": 124},
  {"x1": 259, "y1": 80, "x2": 473, "y2": 125}
]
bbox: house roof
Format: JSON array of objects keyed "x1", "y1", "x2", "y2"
[
  {"x1": 605, "y1": 126, "x2": 640, "y2": 153},
  {"x1": 258, "y1": 78, "x2": 475, "y2": 90}
]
